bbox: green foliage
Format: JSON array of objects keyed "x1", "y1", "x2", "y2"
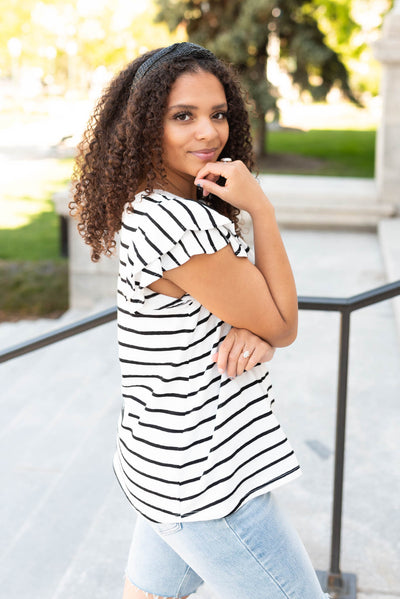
[
  {"x1": 154, "y1": 0, "x2": 361, "y2": 155},
  {"x1": 265, "y1": 128, "x2": 375, "y2": 177},
  {"x1": 0, "y1": 0, "x2": 179, "y2": 81},
  {"x1": 0, "y1": 208, "x2": 62, "y2": 260},
  {"x1": 0, "y1": 260, "x2": 68, "y2": 319}
]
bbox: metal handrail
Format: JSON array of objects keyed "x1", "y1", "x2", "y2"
[
  {"x1": 0, "y1": 306, "x2": 117, "y2": 363},
  {"x1": 1, "y1": 279, "x2": 400, "y2": 599}
]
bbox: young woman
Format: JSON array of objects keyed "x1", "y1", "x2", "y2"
[{"x1": 71, "y1": 42, "x2": 328, "y2": 599}]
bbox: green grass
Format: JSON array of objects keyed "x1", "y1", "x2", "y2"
[
  {"x1": 0, "y1": 260, "x2": 68, "y2": 320},
  {"x1": 0, "y1": 158, "x2": 72, "y2": 320},
  {"x1": 263, "y1": 129, "x2": 375, "y2": 177},
  {"x1": 0, "y1": 204, "x2": 62, "y2": 260}
]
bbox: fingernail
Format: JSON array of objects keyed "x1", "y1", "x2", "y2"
[{"x1": 218, "y1": 368, "x2": 224, "y2": 374}]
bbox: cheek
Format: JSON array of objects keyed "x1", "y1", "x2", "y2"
[
  {"x1": 163, "y1": 126, "x2": 186, "y2": 157},
  {"x1": 220, "y1": 122, "x2": 229, "y2": 145}
]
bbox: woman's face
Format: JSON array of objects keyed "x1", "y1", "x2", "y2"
[{"x1": 162, "y1": 69, "x2": 229, "y2": 198}]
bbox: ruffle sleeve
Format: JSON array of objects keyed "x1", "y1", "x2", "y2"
[{"x1": 120, "y1": 191, "x2": 251, "y2": 300}]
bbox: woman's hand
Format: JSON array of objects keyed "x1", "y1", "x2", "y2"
[
  {"x1": 212, "y1": 327, "x2": 275, "y2": 379},
  {"x1": 195, "y1": 160, "x2": 270, "y2": 216}
]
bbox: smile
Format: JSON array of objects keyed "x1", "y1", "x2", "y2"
[{"x1": 189, "y1": 149, "x2": 218, "y2": 161}]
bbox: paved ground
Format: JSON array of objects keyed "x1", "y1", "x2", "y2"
[{"x1": 1, "y1": 225, "x2": 399, "y2": 599}]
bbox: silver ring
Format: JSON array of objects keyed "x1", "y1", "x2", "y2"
[
  {"x1": 220, "y1": 157, "x2": 232, "y2": 163},
  {"x1": 243, "y1": 350, "x2": 250, "y2": 359}
]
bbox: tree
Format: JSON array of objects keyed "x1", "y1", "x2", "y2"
[
  {"x1": 0, "y1": 0, "x2": 180, "y2": 91},
  {"x1": 154, "y1": 0, "x2": 359, "y2": 156}
]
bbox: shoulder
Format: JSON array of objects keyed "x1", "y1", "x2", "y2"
[{"x1": 122, "y1": 190, "x2": 234, "y2": 236}]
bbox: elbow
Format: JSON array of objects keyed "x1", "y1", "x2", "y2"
[
  {"x1": 262, "y1": 320, "x2": 298, "y2": 348},
  {"x1": 274, "y1": 327, "x2": 297, "y2": 347}
]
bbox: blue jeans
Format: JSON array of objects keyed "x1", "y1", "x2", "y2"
[{"x1": 126, "y1": 493, "x2": 329, "y2": 599}]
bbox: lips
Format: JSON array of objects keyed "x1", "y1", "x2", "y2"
[{"x1": 189, "y1": 148, "x2": 217, "y2": 161}]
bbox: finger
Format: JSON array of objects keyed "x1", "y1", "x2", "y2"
[
  {"x1": 245, "y1": 346, "x2": 269, "y2": 371},
  {"x1": 196, "y1": 178, "x2": 229, "y2": 199},
  {"x1": 195, "y1": 161, "x2": 234, "y2": 184},
  {"x1": 236, "y1": 348, "x2": 253, "y2": 376},
  {"x1": 244, "y1": 351, "x2": 260, "y2": 371},
  {"x1": 216, "y1": 332, "x2": 235, "y2": 374},
  {"x1": 226, "y1": 344, "x2": 244, "y2": 379}
]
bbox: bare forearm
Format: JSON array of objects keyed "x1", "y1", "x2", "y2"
[{"x1": 249, "y1": 199, "x2": 298, "y2": 344}]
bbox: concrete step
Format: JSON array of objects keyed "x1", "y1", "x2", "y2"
[
  {"x1": 259, "y1": 175, "x2": 397, "y2": 227},
  {"x1": 0, "y1": 383, "x2": 120, "y2": 599}
]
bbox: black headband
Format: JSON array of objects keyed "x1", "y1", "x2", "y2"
[{"x1": 130, "y1": 42, "x2": 215, "y2": 92}]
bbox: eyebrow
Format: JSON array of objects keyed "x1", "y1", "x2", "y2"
[{"x1": 167, "y1": 103, "x2": 228, "y2": 111}]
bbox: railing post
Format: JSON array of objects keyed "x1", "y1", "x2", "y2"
[{"x1": 317, "y1": 308, "x2": 357, "y2": 598}]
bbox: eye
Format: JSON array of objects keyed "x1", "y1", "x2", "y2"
[
  {"x1": 173, "y1": 112, "x2": 192, "y2": 121},
  {"x1": 213, "y1": 111, "x2": 228, "y2": 120}
]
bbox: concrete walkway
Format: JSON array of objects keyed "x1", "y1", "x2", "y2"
[{"x1": 1, "y1": 224, "x2": 399, "y2": 599}]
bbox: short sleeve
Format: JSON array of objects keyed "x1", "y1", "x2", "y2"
[{"x1": 119, "y1": 192, "x2": 250, "y2": 299}]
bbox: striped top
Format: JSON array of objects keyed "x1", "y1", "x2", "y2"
[{"x1": 113, "y1": 190, "x2": 301, "y2": 523}]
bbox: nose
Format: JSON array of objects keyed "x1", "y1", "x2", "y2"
[{"x1": 194, "y1": 117, "x2": 218, "y2": 140}]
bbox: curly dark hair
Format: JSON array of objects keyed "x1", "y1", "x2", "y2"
[{"x1": 70, "y1": 46, "x2": 255, "y2": 261}]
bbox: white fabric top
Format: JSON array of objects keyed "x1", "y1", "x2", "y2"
[{"x1": 113, "y1": 190, "x2": 301, "y2": 523}]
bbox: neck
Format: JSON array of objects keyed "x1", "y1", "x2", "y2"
[{"x1": 159, "y1": 171, "x2": 197, "y2": 200}]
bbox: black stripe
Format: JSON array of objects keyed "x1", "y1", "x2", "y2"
[
  {"x1": 119, "y1": 448, "x2": 294, "y2": 506},
  {"x1": 137, "y1": 412, "x2": 216, "y2": 433},
  {"x1": 176, "y1": 450, "x2": 297, "y2": 505},
  {"x1": 138, "y1": 225, "x2": 164, "y2": 257},
  {"x1": 201, "y1": 434, "x2": 286, "y2": 479},
  {"x1": 119, "y1": 304, "x2": 201, "y2": 319},
  {"x1": 225, "y1": 466, "x2": 301, "y2": 516},
  {"x1": 121, "y1": 222, "x2": 138, "y2": 233},
  {"x1": 118, "y1": 437, "x2": 207, "y2": 469},
  {"x1": 205, "y1": 229, "x2": 217, "y2": 252},
  {"x1": 141, "y1": 267, "x2": 160, "y2": 279},
  {"x1": 114, "y1": 453, "x2": 181, "y2": 518},
  {"x1": 178, "y1": 237, "x2": 191, "y2": 259},
  {"x1": 122, "y1": 393, "x2": 146, "y2": 406},
  {"x1": 159, "y1": 296, "x2": 187, "y2": 309},
  {"x1": 218, "y1": 371, "x2": 269, "y2": 404},
  {"x1": 144, "y1": 391, "x2": 219, "y2": 416},
  {"x1": 133, "y1": 209, "x2": 176, "y2": 244},
  {"x1": 159, "y1": 202, "x2": 187, "y2": 233},
  {"x1": 119, "y1": 428, "x2": 287, "y2": 488},
  {"x1": 119, "y1": 447, "x2": 190, "y2": 485},
  {"x1": 118, "y1": 320, "x2": 223, "y2": 352},
  {"x1": 191, "y1": 230, "x2": 208, "y2": 254},
  {"x1": 166, "y1": 250, "x2": 181, "y2": 266},
  {"x1": 210, "y1": 412, "x2": 272, "y2": 453},
  {"x1": 168, "y1": 196, "x2": 201, "y2": 228},
  {"x1": 181, "y1": 463, "x2": 301, "y2": 518},
  {"x1": 119, "y1": 276, "x2": 135, "y2": 292},
  {"x1": 118, "y1": 312, "x2": 212, "y2": 336},
  {"x1": 119, "y1": 323, "x2": 198, "y2": 336},
  {"x1": 123, "y1": 372, "x2": 220, "y2": 399},
  {"x1": 120, "y1": 346, "x2": 216, "y2": 370},
  {"x1": 214, "y1": 395, "x2": 268, "y2": 432},
  {"x1": 121, "y1": 361, "x2": 215, "y2": 385},
  {"x1": 119, "y1": 422, "x2": 212, "y2": 451}
]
